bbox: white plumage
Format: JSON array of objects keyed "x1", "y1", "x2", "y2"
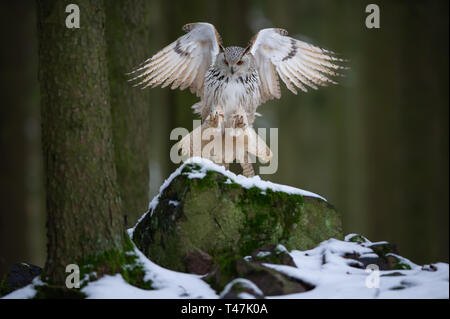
[{"x1": 129, "y1": 22, "x2": 346, "y2": 176}]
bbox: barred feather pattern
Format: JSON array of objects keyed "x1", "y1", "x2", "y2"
[
  {"x1": 200, "y1": 65, "x2": 261, "y2": 127},
  {"x1": 249, "y1": 28, "x2": 347, "y2": 103},
  {"x1": 129, "y1": 23, "x2": 347, "y2": 117},
  {"x1": 130, "y1": 23, "x2": 347, "y2": 176}
]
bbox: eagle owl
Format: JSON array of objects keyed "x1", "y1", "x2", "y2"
[{"x1": 130, "y1": 22, "x2": 346, "y2": 176}]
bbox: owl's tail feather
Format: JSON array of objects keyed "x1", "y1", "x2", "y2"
[
  {"x1": 245, "y1": 128, "x2": 273, "y2": 163},
  {"x1": 178, "y1": 125, "x2": 273, "y2": 174}
]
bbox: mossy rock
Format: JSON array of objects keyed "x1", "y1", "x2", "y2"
[
  {"x1": 33, "y1": 235, "x2": 152, "y2": 299},
  {"x1": 204, "y1": 244, "x2": 315, "y2": 295},
  {"x1": 132, "y1": 161, "x2": 343, "y2": 274},
  {"x1": 0, "y1": 263, "x2": 42, "y2": 297}
]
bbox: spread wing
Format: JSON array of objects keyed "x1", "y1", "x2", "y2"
[
  {"x1": 129, "y1": 22, "x2": 222, "y2": 97},
  {"x1": 249, "y1": 28, "x2": 347, "y2": 103}
]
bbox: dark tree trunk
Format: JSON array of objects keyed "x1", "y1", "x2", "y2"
[
  {"x1": 37, "y1": 0, "x2": 124, "y2": 284},
  {"x1": 104, "y1": 0, "x2": 151, "y2": 227}
]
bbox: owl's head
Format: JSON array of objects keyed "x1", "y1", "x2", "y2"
[{"x1": 217, "y1": 45, "x2": 253, "y2": 76}]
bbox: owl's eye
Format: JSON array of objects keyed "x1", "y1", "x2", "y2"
[
  {"x1": 223, "y1": 59, "x2": 228, "y2": 66},
  {"x1": 236, "y1": 60, "x2": 243, "y2": 65}
]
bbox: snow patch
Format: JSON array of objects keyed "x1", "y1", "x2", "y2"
[
  {"x1": 79, "y1": 236, "x2": 450, "y2": 299},
  {"x1": 2, "y1": 235, "x2": 448, "y2": 299},
  {"x1": 256, "y1": 251, "x2": 272, "y2": 258},
  {"x1": 80, "y1": 245, "x2": 218, "y2": 299},
  {"x1": 168, "y1": 200, "x2": 180, "y2": 206},
  {"x1": 2, "y1": 284, "x2": 37, "y2": 299},
  {"x1": 180, "y1": 158, "x2": 326, "y2": 200},
  {"x1": 1, "y1": 276, "x2": 44, "y2": 299}
]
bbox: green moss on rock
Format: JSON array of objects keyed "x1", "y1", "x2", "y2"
[
  {"x1": 34, "y1": 234, "x2": 152, "y2": 299},
  {"x1": 346, "y1": 234, "x2": 369, "y2": 244},
  {"x1": 132, "y1": 163, "x2": 343, "y2": 275},
  {"x1": 0, "y1": 275, "x2": 10, "y2": 297}
]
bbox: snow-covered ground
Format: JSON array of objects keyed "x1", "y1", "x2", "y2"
[
  {"x1": 3, "y1": 158, "x2": 448, "y2": 299},
  {"x1": 266, "y1": 236, "x2": 449, "y2": 299},
  {"x1": 3, "y1": 235, "x2": 448, "y2": 299}
]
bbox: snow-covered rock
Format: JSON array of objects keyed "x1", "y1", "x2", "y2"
[
  {"x1": 131, "y1": 158, "x2": 343, "y2": 275},
  {"x1": 4, "y1": 234, "x2": 447, "y2": 299}
]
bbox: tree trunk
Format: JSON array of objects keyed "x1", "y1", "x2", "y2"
[
  {"x1": 37, "y1": 0, "x2": 124, "y2": 285},
  {"x1": 104, "y1": 0, "x2": 151, "y2": 227}
]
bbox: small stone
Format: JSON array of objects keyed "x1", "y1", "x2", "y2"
[
  {"x1": 220, "y1": 278, "x2": 264, "y2": 299},
  {"x1": 345, "y1": 234, "x2": 369, "y2": 244},
  {"x1": 250, "y1": 244, "x2": 296, "y2": 267},
  {"x1": 233, "y1": 255, "x2": 314, "y2": 296},
  {"x1": 369, "y1": 242, "x2": 399, "y2": 257},
  {"x1": 386, "y1": 254, "x2": 412, "y2": 270},
  {"x1": 185, "y1": 250, "x2": 213, "y2": 275},
  {"x1": 358, "y1": 256, "x2": 389, "y2": 270},
  {"x1": 5, "y1": 263, "x2": 42, "y2": 293},
  {"x1": 421, "y1": 264, "x2": 438, "y2": 272}
]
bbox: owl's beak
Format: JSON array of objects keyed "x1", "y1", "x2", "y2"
[{"x1": 230, "y1": 67, "x2": 235, "y2": 74}]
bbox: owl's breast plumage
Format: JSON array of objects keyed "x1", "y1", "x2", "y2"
[{"x1": 203, "y1": 67, "x2": 261, "y2": 125}]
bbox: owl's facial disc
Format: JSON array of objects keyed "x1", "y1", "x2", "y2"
[{"x1": 221, "y1": 46, "x2": 250, "y2": 76}]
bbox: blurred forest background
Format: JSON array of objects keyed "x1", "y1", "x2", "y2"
[{"x1": 0, "y1": 0, "x2": 448, "y2": 278}]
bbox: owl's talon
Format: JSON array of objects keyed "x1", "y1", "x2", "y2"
[
  {"x1": 232, "y1": 112, "x2": 247, "y2": 129},
  {"x1": 209, "y1": 107, "x2": 224, "y2": 128}
]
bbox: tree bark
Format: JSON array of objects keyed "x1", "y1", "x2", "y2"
[
  {"x1": 104, "y1": 1, "x2": 151, "y2": 227},
  {"x1": 37, "y1": 0, "x2": 124, "y2": 284}
]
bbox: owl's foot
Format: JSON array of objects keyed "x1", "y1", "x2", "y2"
[
  {"x1": 209, "y1": 106, "x2": 224, "y2": 128},
  {"x1": 232, "y1": 110, "x2": 248, "y2": 129}
]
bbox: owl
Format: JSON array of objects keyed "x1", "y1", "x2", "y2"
[
  {"x1": 129, "y1": 22, "x2": 346, "y2": 176},
  {"x1": 176, "y1": 107, "x2": 273, "y2": 177}
]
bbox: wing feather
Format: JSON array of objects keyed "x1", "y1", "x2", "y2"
[
  {"x1": 162, "y1": 58, "x2": 191, "y2": 88},
  {"x1": 283, "y1": 63, "x2": 308, "y2": 92},
  {"x1": 180, "y1": 62, "x2": 200, "y2": 91},
  {"x1": 129, "y1": 22, "x2": 221, "y2": 97},
  {"x1": 171, "y1": 57, "x2": 196, "y2": 89},
  {"x1": 249, "y1": 28, "x2": 347, "y2": 102},
  {"x1": 276, "y1": 64, "x2": 298, "y2": 94},
  {"x1": 146, "y1": 54, "x2": 184, "y2": 88}
]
